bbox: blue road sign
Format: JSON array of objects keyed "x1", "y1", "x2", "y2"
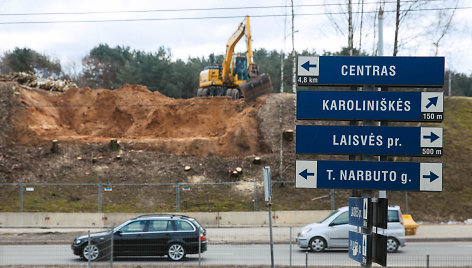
[
  {"x1": 349, "y1": 197, "x2": 370, "y2": 228},
  {"x1": 349, "y1": 231, "x2": 371, "y2": 265},
  {"x1": 297, "y1": 91, "x2": 444, "y2": 122},
  {"x1": 295, "y1": 160, "x2": 442, "y2": 191},
  {"x1": 296, "y1": 125, "x2": 443, "y2": 156},
  {"x1": 297, "y1": 56, "x2": 445, "y2": 87}
]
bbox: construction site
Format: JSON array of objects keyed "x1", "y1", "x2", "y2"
[{"x1": 1, "y1": 73, "x2": 472, "y2": 222}]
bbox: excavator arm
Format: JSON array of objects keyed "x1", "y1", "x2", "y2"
[
  {"x1": 244, "y1": 16, "x2": 257, "y2": 76},
  {"x1": 221, "y1": 21, "x2": 245, "y2": 82}
]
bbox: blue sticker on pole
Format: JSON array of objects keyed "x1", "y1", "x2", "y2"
[
  {"x1": 297, "y1": 91, "x2": 443, "y2": 122},
  {"x1": 295, "y1": 160, "x2": 442, "y2": 191},
  {"x1": 296, "y1": 125, "x2": 443, "y2": 156},
  {"x1": 297, "y1": 56, "x2": 444, "y2": 87}
]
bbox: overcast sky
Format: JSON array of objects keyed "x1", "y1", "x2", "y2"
[{"x1": 0, "y1": 0, "x2": 471, "y2": 75}]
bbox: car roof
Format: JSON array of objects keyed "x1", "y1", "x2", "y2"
[
  {"x1": 338, "y1": 205, "x2": 401, "y2": 211},
  {"x1": 132, "y1": 214, "x2": 193, "y2": 220}
]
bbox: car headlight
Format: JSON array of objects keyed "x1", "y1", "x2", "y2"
[
  {"x1": 298, "y1": 227, "x2": 312, "y2": 237},
  {"x1": 73, "y1": 238, "x2": 82, "y2": 244}
]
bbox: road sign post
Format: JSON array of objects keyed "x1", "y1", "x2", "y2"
[
  {"x1": 297, "y1": 56, "x2": 445, "y2": 87},
  {"x1": 296, "y1": 125, "x2": 443, "y2": 157},
  {"x1": 350, "y1": 197, "x2": 388, "y2": 228},
  {"x1": 296, "y1": 160, "x2": 442, "y2": 192},
  {"x1": 297, "y1": 91, "x2": 443, "y2": 122},
  {"x1": 349, "y1": 231, "x2": 371, "y2": 265},
  {"x1": 349, "y1": 197, "x2": 372, "y2": 229},
  {"x1": 296, "y1": 55, "x2": 445, "y2": 268}
]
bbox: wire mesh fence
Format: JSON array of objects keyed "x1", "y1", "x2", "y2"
[
  {"x1": 1, "y1": 226, "x2": 472, "y2": 267},
  {"x1": 0, "y1": 181, "x2": 298, "y2": 213}
]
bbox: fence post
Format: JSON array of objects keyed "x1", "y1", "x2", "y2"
[
  {"x1": 110, "y1": 225, "x2": 114, "y2": 268},
  {"x1": 19, "y1": 182, "x2": 24, "y2": 212},
  {"x1": 305, "y1": 251, "x2": 308, "y2": 268},
  {"x1": 198, "y1": 226, "x2": 202, "y2": 268},
  {"x1": 253, "y1": 180, "x2": 258, "y2": 211},
  {"x1": 426, "y1": 254, "x2": 430, "y2": 268},
  {"x1": 330, "y1": 189, "x2": 335, "y2": 211},
  {"x1": 290, "y1": 226, "x2": 293, "y2": 267},
  {"x1": 87, "y1": 230, "x2": 91, "y2": 268},
  {"x1": 176, "y1": 182, "x2": 180, "y2": 212},
  {"x1": 98, "y1": 182, "x2": 102, "y2": 213}
]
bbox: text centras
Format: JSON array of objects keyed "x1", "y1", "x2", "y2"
[{"x1": 341, "y1": 65, "x2": 396, "y2": 77}]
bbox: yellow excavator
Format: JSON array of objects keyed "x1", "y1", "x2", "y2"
[{"x1": 197, "y1": 15, "x2": 273, "y2": 101}]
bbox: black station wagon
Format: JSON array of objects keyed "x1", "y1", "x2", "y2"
[{"x1": 71, "y1": 214, "x2": 207, "y2": 261}]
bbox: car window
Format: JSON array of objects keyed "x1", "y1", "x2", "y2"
[
  {"x1": 331, "y1": 211, "x2": 349, "y2": 225},
  {"x1": 388, "y1": 210, "x2": 400, "y2": 222},
  {"x1": 148, "y1": 220, "x2": 172, "y2": 232},
  {"x1": 174, "y1": 220, "x2": 194, "y2": 231},
  {"x1": 120, "y1": 220, "x2": 147, "y2": 233}
]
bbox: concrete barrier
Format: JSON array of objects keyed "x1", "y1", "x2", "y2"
[{"x1": 0, "y1": 210, "x2": 332, "y2": 228}]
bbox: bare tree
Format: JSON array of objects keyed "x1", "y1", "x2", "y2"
[
  {"x1": 432, "y1": 1, "x2": 459, "y2": 56},
  {"x1": 348, "y1": 0, "x2": 354, "y2": 55}
]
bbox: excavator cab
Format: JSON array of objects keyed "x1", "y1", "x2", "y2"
[{"x1": 233, "y1": 55, "x2": 249, "y2": 81}]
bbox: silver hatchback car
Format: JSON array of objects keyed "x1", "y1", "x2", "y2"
[{"x1": 296, "y1": 206, "x2": 406, "y2": 253}]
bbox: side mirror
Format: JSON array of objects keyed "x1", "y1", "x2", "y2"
[{"x1": 115, "y1": 230, "x2": 122, "y2": 236}]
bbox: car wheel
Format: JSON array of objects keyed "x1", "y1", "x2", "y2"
[
  {"x1": 168, "y1": 243, "x2": 186, "y2": 261},
  {"x1": 82, "y1": 244, "x2": 100, "y2": 261},
  {"x1": 386, "y1": 237, "x2": 400, "y2": 253},
  {"x1": 309, "y1": 237, "x2": 327, "y2": 252}
]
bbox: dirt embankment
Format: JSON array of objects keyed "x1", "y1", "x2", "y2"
[
  {"x1": 11, "y1": 84, "x2": 266, "y2": 158},
  {"x1": 2, "y1": 80, "x2": 472, "y2": 222}
]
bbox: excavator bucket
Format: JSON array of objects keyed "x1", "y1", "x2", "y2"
[{"x1": 239, "y1": 73, "x2": 274, "y2": 101}]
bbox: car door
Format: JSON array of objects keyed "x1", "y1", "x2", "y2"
[
  {"x1": 172, "y1": 219, "x2": 198, "y2": 251},
  {"x1": 144, "y1": 219, "x2": 174, "y2": 256},
  {"x1": 113, "y1": 220, "x2": 148, "y2": 256},
  {"x1": 327, "y1": 211, "x2": 352, "y2": 248}
]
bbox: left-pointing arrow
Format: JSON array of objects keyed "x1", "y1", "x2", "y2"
[
  {"x1": 299, "y1": 169, "x2": 315, "y2": 180},
  {"x1": 301, "y1": 61, "x2": 317, "y2": 72},
  {"x1": 422, "y1": 171, "x2": 439, "y2": 182}
]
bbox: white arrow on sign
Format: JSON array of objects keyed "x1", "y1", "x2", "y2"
[
  {"x1": 420, "y1": 127, "x2": 443, "y2": 147},
  {"x1": 420, "y1": 163, "x2": 443, "y2": 191},
  {"x1": 362, "y1": 235, "x2": 367, "y2": 257},
  {"x1": 363, "y1": 198, "x2": 368, "y2": 220}
]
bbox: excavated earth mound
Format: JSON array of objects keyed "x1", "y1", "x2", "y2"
[{"x1": 11, "y1": 84, "x2": 265, "y2": 157}]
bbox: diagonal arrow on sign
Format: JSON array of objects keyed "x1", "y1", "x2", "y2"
[
  {"x1": 422, "y1": 171, "x2": 439, "y2": 182},
  {"x1": 423, "y1": 132, "x2": 440, "y2": 142},
  {"x1": 425, "y1": 96, "x2": 439, "y2": 109},
  {"x1": 301, "y1": 61, "x2": 317, "y2": 72},
  {"x1": 299, "y1": 169, "x2": 315, "y2": 180}
]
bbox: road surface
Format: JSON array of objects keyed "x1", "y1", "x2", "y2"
[{"x1": 1, "y1": 242, "x2": 472, "y2": 266}]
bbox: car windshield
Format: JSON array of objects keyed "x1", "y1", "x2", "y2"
[{"x1": 319, "y1": 209, "x2": 341, "y2": 223}]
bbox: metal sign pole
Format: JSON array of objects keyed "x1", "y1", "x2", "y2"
[{"x1": 264, "y1": 166, "x2": 274, "y2": 268}]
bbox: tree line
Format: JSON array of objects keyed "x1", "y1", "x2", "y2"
[{"x1": 1, "y1": 45, "x2": 471, "y2": 98}]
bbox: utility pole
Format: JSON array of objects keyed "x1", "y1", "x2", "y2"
[
  {"x1": 291, "y1": 0, "x2": 296, "y2": 94},
  {"x1": 348, "y1": 0, "x2": 354, "y2": 56},
  {"x1": 378, "y1": 7, "x2": 387, "y2": 200},
  {"x1": 448, "y1": 71, "x2": 452, "y2": 96}
]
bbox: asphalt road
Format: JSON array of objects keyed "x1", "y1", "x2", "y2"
[{"x1": 1, "y1": 242, "x2": 472, "y2": 266}]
